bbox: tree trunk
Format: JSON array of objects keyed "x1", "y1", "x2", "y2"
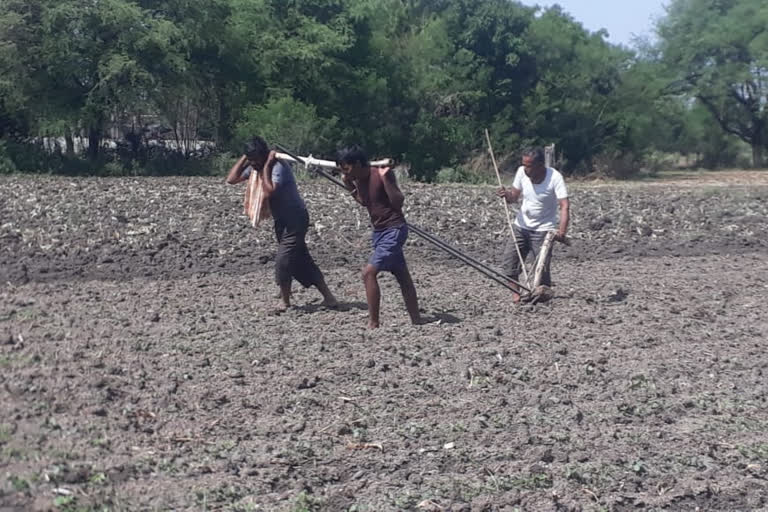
[
  {"x1": 216, "y1": 89, "x2": 231, "y2": 148},
  {"x1": 87, "y1": 125, "x2": 101, "y2": 160},
  {"x1": 752, "y1": 143, "x2": 764, "y2": 168},
  {"x1": 752, "y1": 121, "x2": 766, "y2": 168},
  {"x1": 65, "y1": 131, "x2": 74, "y2": 156}
]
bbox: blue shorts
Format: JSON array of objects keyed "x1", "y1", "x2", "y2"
[{"x1": 369, "y1": 224, "x2": 408, "y2": 272}]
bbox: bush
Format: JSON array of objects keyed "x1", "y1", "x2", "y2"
[
  {"x1": 640, "y1": 152, "x2": 680, "y2": 175},
  {"x1": 0, "y1": 139, "x2": 237, "y2": 177},
  {"x1": 210, "y1": 152, "x2": 237, "y2": 178},
  {"x1": 433, "y1": 152, "x2": 500, "y2": 184},
  {"x1": 435, "y1": 166, "x2": 491, "y2": 184},
  {"x1": 0, "y1": 142, "x2": 18, "y2": 173},
  {"x1": 1, "y1": 140, "x2": 53, "y2": 173},
  {"x1": 102, "y1": 161, "x2": 127, "y2": 177},
  {"x1": 234, "y1": 97, "x2": 338, "y2": 155},
  {"x1": 591, "y1": 151, "x2": 642, "y2": 179}
]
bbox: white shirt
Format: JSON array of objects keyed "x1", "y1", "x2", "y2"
[{"x1": 512, "y1": 166, "x2": 568, "y2": 231}]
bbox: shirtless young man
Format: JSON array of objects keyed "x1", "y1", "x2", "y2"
[{"x1": 336, "y1": 146, "x2": 421, "y2": 328}]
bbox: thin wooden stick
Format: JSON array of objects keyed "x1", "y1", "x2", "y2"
[
  {"x1": 532, "y1": 230, "x2": 556, "y2": 290},
  {"x1": 484, "y1": 129, "x2": 529, "y2": 287}
]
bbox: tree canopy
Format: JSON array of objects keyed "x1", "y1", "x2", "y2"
[
  {"x1": 658, "y1": 0, "x2": 768, "y2": 167},
  {"x1": 0, "y1": 0, "x2": 765, "y2": 178}
]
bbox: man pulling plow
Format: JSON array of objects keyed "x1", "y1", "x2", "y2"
[
  {"x1": 336, "y1": 145, "x2": 423, "y2": 329},
  {"x1": 226, "y1": 136, "x2": 338, "y2": 311}
]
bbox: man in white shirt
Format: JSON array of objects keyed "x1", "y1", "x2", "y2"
[{"x1": 497, "y1": 147, "x2": 570, "y2": 302}]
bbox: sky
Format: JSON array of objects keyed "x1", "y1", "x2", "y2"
[{"x1": 519, "y1": 0, "x2": 669, "y2": 47}]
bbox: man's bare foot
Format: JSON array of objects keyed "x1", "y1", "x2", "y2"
[
  {"x1": 512, "y1": 292, "x2": 521, "y2": 304},
  {"x1": 320, "y1": 297, "x2": 339, "y2": 309},
  {"x1": 276, "y1": 301, "x2": 290, "y2": 312},
  {"x1": 368, "y1": 321, "x2": 380, "y2": 329}
]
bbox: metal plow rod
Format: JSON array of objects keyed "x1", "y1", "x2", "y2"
[{"x1": 406, "y1": 224, "x2": 529, "y2": 293}]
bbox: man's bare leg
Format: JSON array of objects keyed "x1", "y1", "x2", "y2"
[
  {"x1": 315, "y1": 278, "x2": 338, "y2": 308},
  {"x1": 509, "y1": 280, "x2": 521, "y2": 303},
  {"x1": 362, "y1": 264, "x2": 381, "y2": 328},
  {"x1": 393, "y1": 265, "x2": 422, "y2": 324},
  {"x1": 278, "y1": 282, "x2": 291, "y2": 311}
]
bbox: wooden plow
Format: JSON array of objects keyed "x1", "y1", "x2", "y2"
[{"x1": 274, "y1": 144, "x2": 530, "y2": 295}]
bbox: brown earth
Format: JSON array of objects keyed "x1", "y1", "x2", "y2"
[{"x1": 1, "y1": 171, "x2": 768, "y2": 511}]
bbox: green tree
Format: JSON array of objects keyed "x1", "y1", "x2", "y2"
[
  {"x1": 1, "y1": 0, "x2": 184, "y2": 159},
  {"x1": 522, "y1": 6, "x2": 633, "y2": 171},
  {"x1": 0, "y1": 1, "x2": 30, "y2": 142},
  {"x1": 658, "y1": 0, "x2": 768, "y2": 167},
  {"x1": 234, "y1": 96, "x2": 338, "y2": 154},
  {"x1": 134, "y1": 0, "x2": 240, "y2": 149},
  {"x1": 392, "y1": 0, "x2": 538, "y2": 177}
]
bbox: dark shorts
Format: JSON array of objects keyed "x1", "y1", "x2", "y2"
[
  {"x1": 369, "y1": 224, "x2": 408, "y2": 272},
  {"x1": 274, "y1": 212, "x2": 324, "y2": 288}
]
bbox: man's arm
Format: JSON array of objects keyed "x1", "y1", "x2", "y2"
[
  {"x1": 496, "y1": 186, "x2": 521, "y2": 203},
  {"x1": 378, "y1": 167, "x2": 404, "y2": 210},
  {"x1": 498, "y1": 166, "x2": 524, "y2": 203},
  {"x1": 556, "y1": 198, "x2": 570, "y2": 241},
  {"x1": 260, "y1": 151, "x2": 280, "y2": 197},
  {"x1": 226, "y1": 155, "x2": 249, "y2": 184},
  {"x1": 553, "y1": 172, "x2": 569, "y2": 242}
]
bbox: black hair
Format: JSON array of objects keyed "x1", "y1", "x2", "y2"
[
  {"x1": 336, "y1": 145, "x2": 369, "y2": 167},
  {"x1": 243, "y1": 136, "x2": 269, "y2": 160},
  {"x1": 522, "y1": 146, "x2": 545, "y2": 164}
]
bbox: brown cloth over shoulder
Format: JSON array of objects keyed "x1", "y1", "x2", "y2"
[
  {"x1": 358, "y1": 169, "x2": 406, "y2": 230},
  {"x1": 244, "y1": 167, "x2": 272, "y2": 227}
]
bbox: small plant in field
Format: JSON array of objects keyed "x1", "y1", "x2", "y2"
[
  {"x1": 2, "y1": 446, "x2": 25, "y2": 460},
  {"x1": 293, "y1": 491, "x2": 324, "y2": 512},
  {"x1": 629, "y1": 374, "x2": 648, "y2": 390},
  {"x1": 219, "y1": 439, "x2": 236, "y2": 451},
  {"x1": 565, "y1": 466, "x2": 587, "y2": 484},
  {"x1": 404, "y1": 423, "x2": 426, "y2": 439},
  {"x1": 8, "y1": 475, "x2": 30, "y2": 492},
  {"x1": 52, "y1": 496, "x2": 109, "y2": 512},
  {"x1": 631, "y1": 460, "x2": 648, "y2": 475},
  {"x1": 392, "y1": 491, "x2": 422, "y2": 509},
  {"x1": 516, "y1": 473, "x2": 553, "y2": 490},
  {"x1": 88, "y1": 472, "x2": 107, "y2": 485},
  {"x1": 739, "y1": 443, "x2": 768, "y2": 461},
  {"x1": 53, "y1": 495, "x2": 76, "y2": 510},
  {"x1": 0, "y1": 424, "x2": 12, "y2": 443},
  {"x1": 491, "y1": 472, "x2": 553, "y2": 491},
  {"x1": 351, "y1": 426, "x2": 369, "y2": 442},
  {"x1": 15, "y1": 308, "x2": 37, "y2": 321},
  {"x1": 90, "y1": 437, "x2": 110, "y2": 449}
]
